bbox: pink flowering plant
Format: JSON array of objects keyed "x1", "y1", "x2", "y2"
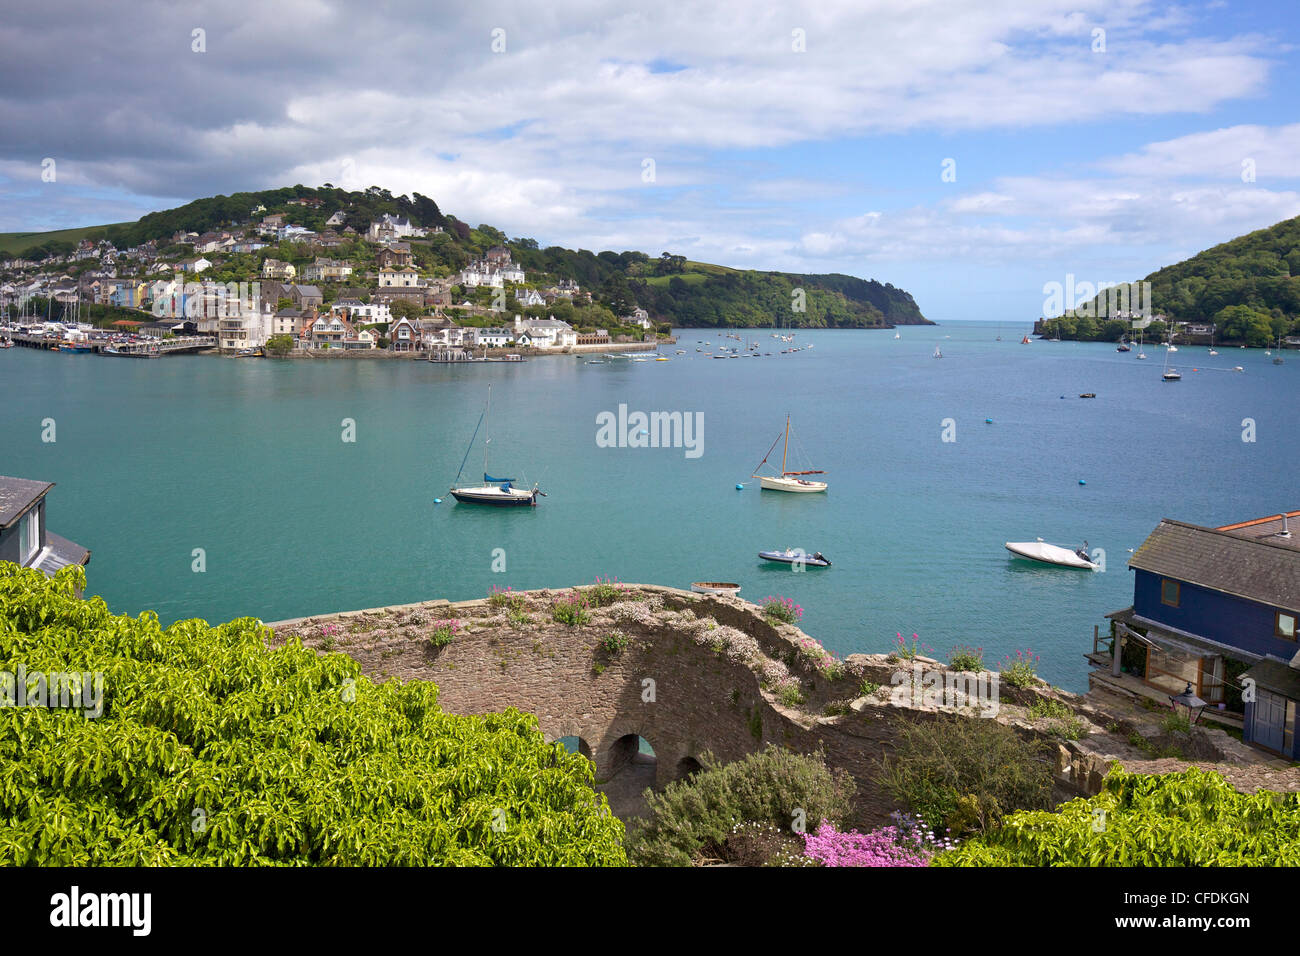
[
  {"x1": 587, "y1": 576, "x2": 629, "y2": 607},
  {"x1": 795, "y1": 636, "x2": 846, "y2": 680},
  {"x1": 550, "y1": 589, "x2": 592, "y2": 627},
  {"x1": 999, "y1": 648, "x2": 1040, "y2": 688},
  {"x1": 893, "y1": 632, "x2": 933, "y2": 661},
  {"x1": 801, "y1": 821, "x2": 931, "y2": 867},
  {"x1": 761, "y1": 595, "x2": 803, "y2": 625},
  {"x1": 319, "y1": 623, "x2": 340, "y2": 649},
  {"x1": 487, "y1": 584, "x2": 524, "y2": 611},
  {"x1": 429, "y1": 619, "x2": 461, "y2": 648},
  {"x1": 947, "y1": 644, "x2": 985, "y2": 672}
]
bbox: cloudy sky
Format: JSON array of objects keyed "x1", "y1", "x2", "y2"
[{"x1": 2, "y1": 0, "x2": 1298, "y2": 320}]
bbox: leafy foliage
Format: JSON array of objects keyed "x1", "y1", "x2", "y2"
[
  {"x1": 0, "y1": 564, "x2": 624, "y2": 865},
  {"x1": 873, "y1": 715, "x2": 1054, "y2": 834},
  {"x1": 1070, "y1": 214, "x2": 1300, "y2": 343},
  {"x1": 935, "y1": 768, "x2": 1300, "y2": 866},
  {"x1": 626, "y1": 746, "x2": 856, "y2": 866}
]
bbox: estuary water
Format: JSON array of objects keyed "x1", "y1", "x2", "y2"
[{"x1": 3, "y1": 321, "x2": 1296, "y2": 691}]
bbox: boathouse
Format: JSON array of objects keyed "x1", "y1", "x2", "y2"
[
  {"x1": 1095, "y1": 512, "x2": 1300, "y2": 758},
  {"x1": 0, "y1": 477, "x2": 91, "y2": 579}
]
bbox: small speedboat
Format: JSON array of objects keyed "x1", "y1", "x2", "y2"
[
  {"x1": 1116, "y1": 344, "x2": 1131, "y2": 352},
  {"x1": 759, "y1": 549, "x2": 830, "y2": 567},
  {"x1": 1005, "y1": 539, "x2": 1099, "y2": 569}
]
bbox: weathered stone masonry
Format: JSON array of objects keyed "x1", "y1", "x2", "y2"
[{"x1": 266, "y1": 583, "x2": 1299, "y2": 826}]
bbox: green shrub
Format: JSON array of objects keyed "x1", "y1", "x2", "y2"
[
  {"x1": 760, "y1": 596, "x2": 802, "y2": 625},
  {"x1": 550, "y1": 590, "x2": 591, "y2": 627},
  {"x1": 602, "y1": 632, "x2": 629, "y2": 655},
  {"x1": 873, "y1": 715, "x2": 1054, "y2": 834},
  {"x1": 935, "y1": 768, "x2": 1300, "y2": 866},
  {"x1": 0, "y1": 563, "x2": 625, "y2": 865},
  {"x1": 626, "y1": 746, "x2": 855, "y2": 866},
  {"x1": 1162, "y1": 712, "x2": 1192, "y2": 735},
  {"x1": 778, "y1": 683, "x2": 806, "y2": 708},
  {"x1": 999, "y1": 649, "x2": 1040, "y2": 688},
  {"x1": 586, "y1": 576, "x2": 627, "y2": 607},
  {"x1": 1028, "y1": 698, "x2": 1073, "y2": 721},
  {"x1": 429, "y1": 619, "x2": 460, "y2": 648},
  {"x1": 858, "y1": 679, "x2": 880, "y2": 698},
  {"x1": 948, "y1": 645, "x2": 984, "y2": 672}
]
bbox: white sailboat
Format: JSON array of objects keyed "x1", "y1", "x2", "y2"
[
  {"x1": 449, "y1": 385, "x2": 542, "y2": 506},
  {"x1": 1162, "y1": 343, "x2": 1181, "y2": 381},
  {"x1": 752, "y1": 415, "x2": 827, "y2": 492}
]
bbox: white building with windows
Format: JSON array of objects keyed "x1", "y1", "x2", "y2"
[{"x1": 512, "y1": 314, "x2": 577, "y2": 349}]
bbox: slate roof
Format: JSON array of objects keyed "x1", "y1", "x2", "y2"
[
  {"x1": 0, "y1": 476, "x2": 51, "y2": 528},
  {"x1": 1241, "y1": 658, "x2": 1300, "y2": 700},
  {"x1": 1129, "y1": 519, "x2": 1300, "y2": 611},
  {"x1": 1216, "y1": 511, "x2": 1300, "y2": 550}
]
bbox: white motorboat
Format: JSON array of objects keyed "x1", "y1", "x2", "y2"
[{"x1": 1005, "y1": 539, "x2": 1099, "y2": 569}]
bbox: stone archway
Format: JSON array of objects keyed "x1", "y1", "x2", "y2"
[
  {"x1": 675, "y1": 756, "x2": 703, "y2": 782},
  {"x1": 596, "y1": 733, "x2": 659, "y2": 820},
  {"x1": 556, "y1": 734, "x2": 594, "y2": 762}
]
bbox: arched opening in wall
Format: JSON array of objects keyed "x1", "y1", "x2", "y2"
[
  {"x1": 606, "y1": 733, "x2": 657, "y2": 781},
  {"x1": 556, "y1": 735, "x2": 593, "y2": 762},
  {"x1": 596, "y1": 735, "x2": 660, "y2": 820},
  {"x1": 676, "y1": 756, "x2": 703, "y2": 782}
]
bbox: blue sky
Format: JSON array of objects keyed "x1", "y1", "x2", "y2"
[{"x1": 1, "y1": 0, "x2": 1298, "y2": 321}]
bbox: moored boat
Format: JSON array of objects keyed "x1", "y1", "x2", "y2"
[
  {"x1": 691, "y1": 582, "x2": 741, "y2": 596},
  {"x1": 448, "y1": 385, "x2": 542, "y2": 507},
  {"x1": 752, "y1": 415, "x2": 827, "y2": 492},
  {"x1": 759, "y1": 549, "x2": 831, "y2": 567},
  {"x1": 1005, "y1": 540, "x2": 1099, "y2": 569}
]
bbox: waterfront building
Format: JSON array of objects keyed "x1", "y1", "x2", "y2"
[
  {"x1": 1095, "y1": 512, "x2": 1300, "y2": 758},
  {"x1": 387, "y1": 317, "x2": 420, "y2": 352},
  {"x1": 0, "y1": 477, "x2": 91, "y2": 579},
  {"x1": 512, "y1": 314, "x2": 576, "y2": 349}
]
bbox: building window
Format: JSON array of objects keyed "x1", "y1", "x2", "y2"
[
  {"x1": 18, "y1": 508, "x2": 40, "y2": 564},
  {"x1": 1277, "y1": 611, "x2": 1297, "y2": 641},
  {"x1": 1160, "y1": 579, "x2": 1180, "y2": 607}
]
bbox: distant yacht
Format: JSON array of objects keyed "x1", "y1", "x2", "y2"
[{"x1": 933, "y1": 344, "x2": 943, "y2": 358}]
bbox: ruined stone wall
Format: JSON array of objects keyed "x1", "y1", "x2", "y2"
[{"x1": 268, "y1": 583, "x2": 1288, "y2": 827}]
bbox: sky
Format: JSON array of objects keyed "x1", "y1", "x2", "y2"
[{"x1": 1, "y1": 0, "x2": 1298, "y2": 321}]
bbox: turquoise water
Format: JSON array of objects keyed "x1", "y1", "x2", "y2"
[{"x1": 3, "y1": 322, "x2": 1296, "y2": 691}]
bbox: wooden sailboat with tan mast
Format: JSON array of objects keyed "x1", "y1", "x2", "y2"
[{"x1": 752, "y1": 415, "x2": 827, "y2": 492}]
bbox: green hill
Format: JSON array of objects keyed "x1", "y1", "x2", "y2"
[
  {"x1": 1062, "y1": 214, "x2": 1300, "y2": 346},
  {"x1": 0, "y1": 223, "x2": 130, "y2": 259},
  {"x1": 0, "y1": 184, "x2": 931, "y2": 329}
]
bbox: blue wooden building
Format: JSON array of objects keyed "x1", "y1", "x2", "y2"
[
  {"x1": 0, "y1": 476, "x2": 91, "y2": 579},
  {"x1": 1101, "y1": 512, "x2": 1300, "y2": 758}
]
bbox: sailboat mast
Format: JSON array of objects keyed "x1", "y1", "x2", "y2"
[
  {"x1": 483, "y1": 384, "x2": 492, "y2": 475},
  {"x1": 781, "y1": 415, "x2": 789, "y2": 475}
]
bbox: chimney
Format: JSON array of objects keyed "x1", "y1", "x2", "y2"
[{"x1": 1281, "y1": 513, "x2": 1292, "y2": 539}]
